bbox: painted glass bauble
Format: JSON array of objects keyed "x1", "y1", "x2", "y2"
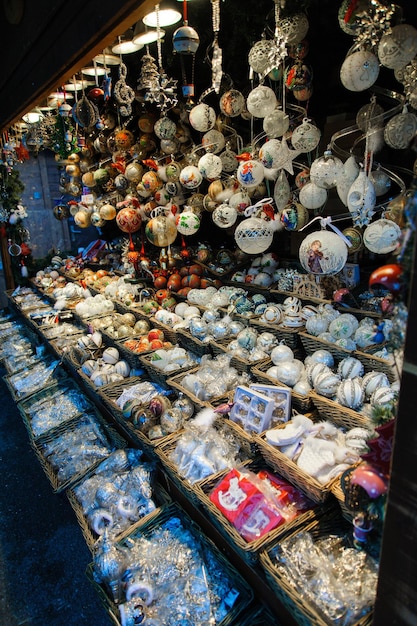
[
  {"x1": 81, "y1": 172, "x2": 96, "y2": 188},
  {"x1": 340, "y1": 50, "x2": 380, "y2": 92},
  {"x1": 114, "y1": 129, "x2": 134, "y2": 150},
  {"x1": 263, "y1": 109, "x2": 290, "y2": 138},
  {"x1": 173, "y1": 24, "x2": 200, "y2": 54},
  {"x1": 378, "y1": 24, "x2": 417, "y2": 70},
  {"x1": 91, "y1": 212, "x2": 105, "y2": 228},
  {"x1": 189, "y1": 103, "x2": 216, "y2": 132},
  {"x1": 115, "y1": 174, "x2": 128, "y2": 190},
  {"x1": 219, "y1": 89, "x2": 245, "y2": 117},
  {"x1": 142, "y1": 170, "x2": 162, "y2": 192},
  {"x1": 246, "y1": 86, "x2": 277, "y2": 118},
  {"x1": 99, "y1": 203, "x2": 117, "y2": 220},
  {"x1": 198, "y1": 153, "x2": 223, "y2": 180},
  {"x1": 259, "y1": 138, "x2": 285, "y2": 169},
  {"x1": 280, "y1": 202, "x2": 309, "y2": 231},
  {"x1": 299, "y1": 231, "x2": 348, "y2": 275},
  {"x1": 284, "y1": 62, "x2": 312, "y2": 91},
  {"x1": 234, "y1": 217, "x2": 274, "y2": 254},
  {"x1": 202, "y1": 129, "x2": 225, "y2": 154},
  {"x1": 310, "y1": 151, "x2": 343, "y2": 189},
  {"x1": 176, "y1": 210, "x2": 200, "y2": 236},
  {"x1": 299, "y1": 182, "x2": 327, "y2": 209},
  {"x1": 347, "y1": 170, "x2": 376, "y2": 226},
  {"x1": 280, "y1": 13, "x2": 309, "y2": 45},
  {"x1": 384, "y1": 110, "x2": 417, "y2": 149},
  {"x1": 53, "y1": 204, "x2": 70, "y2": 220},
  {"x1": 236, "y1": 159, "x2": 265, "y2": 188},
  {"x1": 363, "y1": 218, "x2": 401, "y2": 254},
  {"x1": 212, "y1": 204, "x2": 238, "y2": 229},
  {"x1": 220, "y1": 149, "x2": 238, "y2": 173},
  {"x1": 93, "y1": 167, "x2": 110, "y2": 185},
  {"x1": 288, "y1": 38, "x2": 309, "y2": 60},
  {"x1": 116, "y1": 207, "x2": 142, "y2": 233},
  {"x1": 74, "y1": 210, "x2": 91, "y2": 228},
  {"x1": 229, "y1": 191, "x2": 251, "y2": 213},
  {"x1": 145, "y1": 215, "x2": 177, "y2": 247},
  {"x1": 154, "y1": 117, "x2": 177, "y2": 140},
  {"x1": 124, "y1": 162, "x2": 143, "y2": 183},
  {"x1": 179, "y1": 165, "x2": 203, "y2": 189},
  {"x1": 291, "y1": 118, "x2": 321, "y2": 153},
  {"x1": 370, "y1": 169, "x2": 392, "y2": 196},
  {"x1": 248, "y1": 39, "x2": 277, "y2": 74},
  {"x1": 138, "y1": 112, "x2": 156, "y2": 134},
  {"x1": 165, "y1": 161, "x2": 182, "y2": 182},
  {"x1": 295, "y1": 168, "x2": 310, "y2": 189}
]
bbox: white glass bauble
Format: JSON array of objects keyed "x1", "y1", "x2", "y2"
[
  {"x1": 291, "y1": 119, "x2": 321, "y2": 152},
  {"x1": 370, "y1": 169, "x2": 392, "y2": 196},
  {"x1": 263, "y1": 109, "x2": 290, "y2": 138},
  {"x1": 280, "y1": 13, "x2": 309, "y2": 45},
  {"x1": 236, "y1": 159, "x2": 265, "y2": 188},
  {"x1": 246, "y1": 86, "x2": 278, "y2": 118},
  {"x1": 384, "y1": 110, "x2": 417, "y2": 149},
  {"x1": 299, "y1": 231, "x2": 348, "y2": 275},
  {"x1": 220, "y1": 149, "x2": 238, "y2": 173},
  {"x1": 248, "y1": 40, "x2": 277, "y2": 74},
  {"x1": 299, "y1": 181, "x2": 327, "y2": 209},
  {"x1": 219, "y1": 89, "x2": 245, "y2": 117},
  {"x1": 310, "y1": 151, "x2": 343, "y2": 189},
  {"x1": 363, "y1": 218, "x2": 401, "y2": 254},
  {"x1": 347, "y1": 170, "x2": 376, "y2": 224},
  {"x1": 234, "y1": 217, "x2": 274, "y2": 254},
  {"x1": 336, "y1": 156, "x2": 360, "y2": 206},
  {"x1": 340, "y1": 50, "x2": 380, "y2": 92},
  {"x1": 202, "y1": 129, "x2": 226, "y2": 154},
  {"x1": 176, "y1": 210, "x2": 200, "y2": 236},
  {"x1": 212, "y1": 203, "x2": 238, "y2": 229},
  {"x1": 229, "y1": 191, "x2": 251, "y2": 213},
  {"x1": 378, "y1": 24, "x2": 417, "y2": 70},
  {"x1": 198, "y1": 153, "x2": 223, "y2": 180},
  {"x1": 356, "y1": 102, "x2": 385, "y2": 132},
  {"x1": 189, "y1": 103, "x2": 216, "y2": 132},
  {"x1": 273, "y1": 170, "x2": 291, "y2": 210},
  {"x1": 179, "y1": 165, "x2": 203, "y2": 189},
  {"x1": 173, "y1": 25, "x2": 200, "y2": 54},
  {"x1": 259, "y1": 138, "x2": 284, "y2": 169},
  {"x1": 154, "y1": 117, "x2": 177, "y2": 140}
]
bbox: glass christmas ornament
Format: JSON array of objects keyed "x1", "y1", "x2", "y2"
[
  {"x1": 179, "y1": 165, "x2": 203, "y2": 189},
  {"x1": 280, "y1": 202, "x2": 309, "y2": 231},
  {"x1": 189, "y1": 103, "x2": 216, "y2": 132},
  {"x1": 220, "y1": 148, "x2": 238, "y2": 173},
  {"x1": 124, "y1": 162, "x2": 144, "y2": 183},
  {"x1": 356, "y1": 101, "x2": 385, "y2": 132},
  {"x1": 236, "y1": 159, "x2": 265, "y2": 188},
  {"x1": 116, "y1": 208, "x2": 142, "y2": 234},
  {"x1": 93, "y1": 167, "x2": 110, "y2": 185},
  {"x1": 336, "y1": 155, "x2": 360, "y2": 206},
  {"x1": 212, "y1": 203, "x2": 238, "y2": 229},
  {"x1": 93, "y1": 530, "x2": 126, "y2": 602},
  {"x1": 53, "y1": 204, "x2": 70, "y2": 220},
  {"x1": 291, "y1": 118, "x2": 321, "y2": 152},
  {"x1": 342, "y1": 227, "x2": 363, "y2": 253},
  {"x1": 160, "y1": 138, "x2": 179, "y2": 154},
  {"x1": 384, "y1": 109, "x2": 417, "y2": 149},
  {"x1": 165, "y1": 161, "x2": 182, "y2": 182},
  {"x1": 263, "y1": 109, "x2": 290, "y2": 138},
  {"x1": 246, "y1": 86, "x2": 278, "y2": 118},
  {"x1": 370, "y1": 169, "x2": 392, "y2": 196},
  {"x1": 288, "y1": 38, "x2": 309, "y2": 60},
  {"x1": 284, "y1": 62, "x2": 312, "y2": 91},
  {"x1": 378, "y1": 24, "x2": 417, "y2": 70},
  {"x1": 145, "y1": 214, "x2": 178, "y2": 247},
  {"x1": 172, "y1": 24, "x2": 200, "y2": 54},
  {"x1": 198, "y1": 153, "x2": 223, "y2": 180},
  {"x1": 229, "y1": 190, "x2": 251, "y2": 213},
  {"x1": 295, "y1": 168, "x2": 310, "y2": 189},
  {"x1": 248, "y1": 39, "x2": 277, "y2": 74},
  {"x1": 299, "y1": 182, "x2": 327, "y2": 209},
  {"x1": 219, "y1": 89, "x2": 245, "y2": 117},
  {"x1": 142, "y1": 170, "x2": 162, "y2": 192},
  {"x1": 74, "y1": 210, "x2": 91, "y2": 228},
  {"x1": 260, "y1": 138, "x2": 284, "y2": 169},
  {"x1": 202, "y1": 129, "x2": 225, "y2": 153},
  {"x1": 363, "y1": 218, "x2": 401, "y2": 254},
  {"x1": 280, "y1": 13, "x2": 309, "y2": 45},
  {"x1": 154, "y1": 116, "x2": 177, "y2": 140},
  {"x1": 273, "y1": 170, "x2": 291, "y2": 210},
  {"x1": 91, "y1": 212, "x2": 105, "y2": 228},
  {"x1": 81, "y1": 172, "x2": 96, "y2": 188},
  {"x1": 347, "y1": 170, "x2": 376, "y2": 227},
  {"x1": 340, "y1": 50, "x2": 380, "y2": 92},
  {"x1": 176, "y1": 210, "x2": 200, "y2": 235},
  {"x1": 100, "y1": 204, "x2": 117, "y2": 220},
  {"x1": 299, "y1": 231, "x2": 348, "y2": 275},
  {"x1": 234, "y1": 217, "x2": 274, "y2": 254},
  {"x1": 310, "y1": 150, "x2": 343, "y2": 189}
]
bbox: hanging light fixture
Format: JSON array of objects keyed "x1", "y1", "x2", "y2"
[
  {"x1": 63, "y1": 79, "x2": 94, "y2": 91},
  {"x1": 82, "y1": 66, "x2": 107, "y2": 76},
  {"x1": 112, "y1": 29, "x2": 144, "y2": 54},
  {"x1": 22, "y1": 110, "x2": 43, "y2": 124},
  {"x1": 143, "y1": 2, "x2": 182, "y2": 28},
  {"x1": 94, "y1": 47, "x2": 122, "y2": 65},
  {"x1": 132, "y1": 22, "x2": 166, "y2": 45}
]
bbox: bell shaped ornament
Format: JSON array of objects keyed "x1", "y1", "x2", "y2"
[
  {"x1": 347, "y1": 169, "x2": 376, "y2": 227},
  {"x1": 336, "y1": 155, "x2": 360, "y2": 206}
]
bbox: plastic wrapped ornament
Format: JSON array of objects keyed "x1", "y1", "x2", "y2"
[
  {"x1": 273, "y1": 170, "x2": 291, "y2": 210},
  {"x1": 299, "y1": 230, "x2": 348, "y2": 275},
  {"x1": 202, "y1": 129, "x2": 225, "y2": 154},
  {"x1": 175, "y1": 210, "x2": 200, "y2": 236},
  {"x1": 384, "y1": 108, "x2": 417, "y2": 149},
  {"x1": 340, "y1": 50, "x2": 380, "y2": 92},
  {"x1": 197, "y1": 153, "x2": 222, "y2": 182},
  {"x1": 363, "y1": 218, "x2": 401, "y2": 254},
  {"x1": 219, "y1": 89, "x2": 245, "y2": 117},
  {"x1": 299, "y1": 182, "x2": 328, "y2": 209},
  {"x1": 291, "y1": 118, "x2": 321, "y2": 153},
  {"x1": 347, "y1": 169, "x2": 376, "y2": 226},
  {"x1": 246, "y1": 86, "x2": 278, "y2": 118},
  {"x1": 280, "y1": 13, "x2": 309, "y2": 45},
  {"x1": 236, "y1": 159, "x2": 265, "y2": 188},
  {"x1": 336, "y1": 156, "x2": 360, "y2": 206},
  {"x1": 263, "y1": 109, "x2": 290, "y2": 138},
  {"x1": 154, "y1": 116, "x2": 177, "y2": 140},
  {"x1": 378, "y1": 24, "x2": 417, "y2": 70},
  {"x1": 189, "y1": 103, "x2": 216, "y2": 132},
  {"x1": 310, "y1": 150, "x2": 343, "y2": 189},
  {"x1": 145, "y1": 213, "x2": 178, "y2": 247},
  {"x1": 234, "y1": 217, "x2": 274, "y2": 254},
  {"x1": 212, "y1": 203, "x2": 238, "y2": 229},
  {"x1": 179, "y1": 165, "x2": 203, "y2": 189}
]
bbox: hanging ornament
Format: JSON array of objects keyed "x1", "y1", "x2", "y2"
[
  {"x1": 383, "y1": 107, "x2": 417, "y2": 149},
  {"x1": 74, "y1": 209, "x2": 91, "y2": 229},
  {"x1": 235, "y1": 216, "x2": 274, "y2": 254},
  {"x1": 280, "y1": 202, "x2": 309, "y2": 231},
  {"x1": 212, "y1": 203, "x2": 238, "y2": 229},
  {"x1": 310, "y1": 149, "x2": 343, "y2": 189},
  {"x1": 347, "y1": 168, "x2": 376, "y2": 227},
  {"x1": 363, "y1": 218, "x2": 401, "y2": 254},
  {"x1": 236, "y1": 160, "x2": 265, "y2": 188},
  {"x1": 370, "y1": 169, "x2": 392, "y2": 196},
  {"x1": 73, "y1": 95, "x2": 99, "y2": 129},
  {"x1": 172, "y1": 0, "x2": 200, "y2": 100},
  {"x1": 338, "y1": 0, "x2": 397, "y2": 49},
  {"x1": 279, "y1": 13, "x2": 309, "y2": 45},
  {"x1": 114, "y1": 62, "x2": 135, "y2": 117},
  {"x1": 229, "y1": 190, "x2": 251, "y2": 213},
  {"x1": 378, "y1": 24, "x2": 417, "y2": 70},
  {"x1": 336, "y1": 155, "x2": 360, "y2": 206},
  {"x1": 219, "y1": 89, "x2": 245, "y2": 117},
  {"x1": 263, "y1": 109, "x2": 289, "y2": 138},
  {"x1": 99, "y1": 203, "x2": 117, "y2": 221},
  {"x1": 145, "y1": 208, "x2": 178, "y2": 247},
  {"x1": 189, "y1": 103, "x2": 216, "y2": 132},
  {"x1": 116, "y1": 207, "x2": 142, "y2": 234},
  {"x1": 91, "y1": 212, "x2": 105, "y2": 228},
  {"x1": 198, "y1": 153, "x2": 223, "y2": 180},
  {"x1": 340, "y1": 50, "x2": 380, "y2": 92},
  {"x1": 125, "y1": 162, "x2": 144, "y2": 183},
  {"x1": 299, "y1": 182, "x2": 328, "y2": 210},
  {"x1": 220, "y1": 147, "x2": 238, "y2": 173},
  {"x1": 299, "y1": 220, "x2": 349, "y2": 275},
  {"x1": 202, "y1": 129, "x2": 225, "y2": 153},
  {"x1": 246, "y1": 86, "x2": 278, "y2": 118},
  {"x1": 179, "y1": 165, "x2": 203, "y2": 189},
  {"x1": 53, "y1": 203, "x2": 70, "y2": 220},
  {"x1": 342, "y1": 227, "x2": 364, "y2": 253},
  {"x1": 356, "y1": 99, "x2": 385, "y2": 132},
  {"x1": 154, "y1": 116, "x2": 177, "y2": 140},
  {"x1": 295, "y1": 168, "x2": 310, "y2": 189},
  {"x1": 291, "y1": 118, "x2": 321, "y2": 153},
  {"x1": 273, "y1": 170, "x2": 291, "y2": 210},
  {"x1": 175, "y1": 209, "x2": 200, "y2": 235}
]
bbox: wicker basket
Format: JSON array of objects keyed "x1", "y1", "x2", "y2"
[
  {"x1": 176, "y1": 328, "x2": 213, "y2": 358},
  {"x1": 31, "y1": 409, "x2": 126, "y2": 493},
  {"x1": 259, "y1": 509, "x2": 374, "y2": 626},
  {"x1": 354, "y1": 349, "x2": 396, "y2": 383},
  {"x1": 330, "y1": 476, "x2": 356, "y2": 522},
  {"x1": 270, "y1": 287, "x2": 332, "y2": 307},
  {"x1": 114, "y1": 337, "x2": 154, "y2": 369},
  {"x1": 249, "y1": 317, "x2": 303, "y2": 350},
  {"x1": 299, "y1": 331, "x2": 354, "y2": 362},
  {"x1": 3, "y1": 359, "x2": 67, "y2": 403},
  {"x1": 254, "y1": 423, "x2": 339, "y2": 504},
  {"x1": 139, "y1": 349, "x2": 199, "y2": 388},
  {"x1": 309, "y1": 391, "x2": 373, "y2": 430},
  {"x1": 166, "y1": 366, "x2": 230, "y2": 410},
  {"x1": 86, "y1": 502, "x2": 254, "y2": 626},
  {"x1": 251, "y1": 359, "x2": 313, "y2": 414},
  {"x1": 193, "y1": 460, "x2": 320, "y2": 566}
]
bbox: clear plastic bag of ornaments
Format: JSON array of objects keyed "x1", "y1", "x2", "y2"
[{"x1": 5, "y1": 357, "x2": 62, "y2": 400}]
